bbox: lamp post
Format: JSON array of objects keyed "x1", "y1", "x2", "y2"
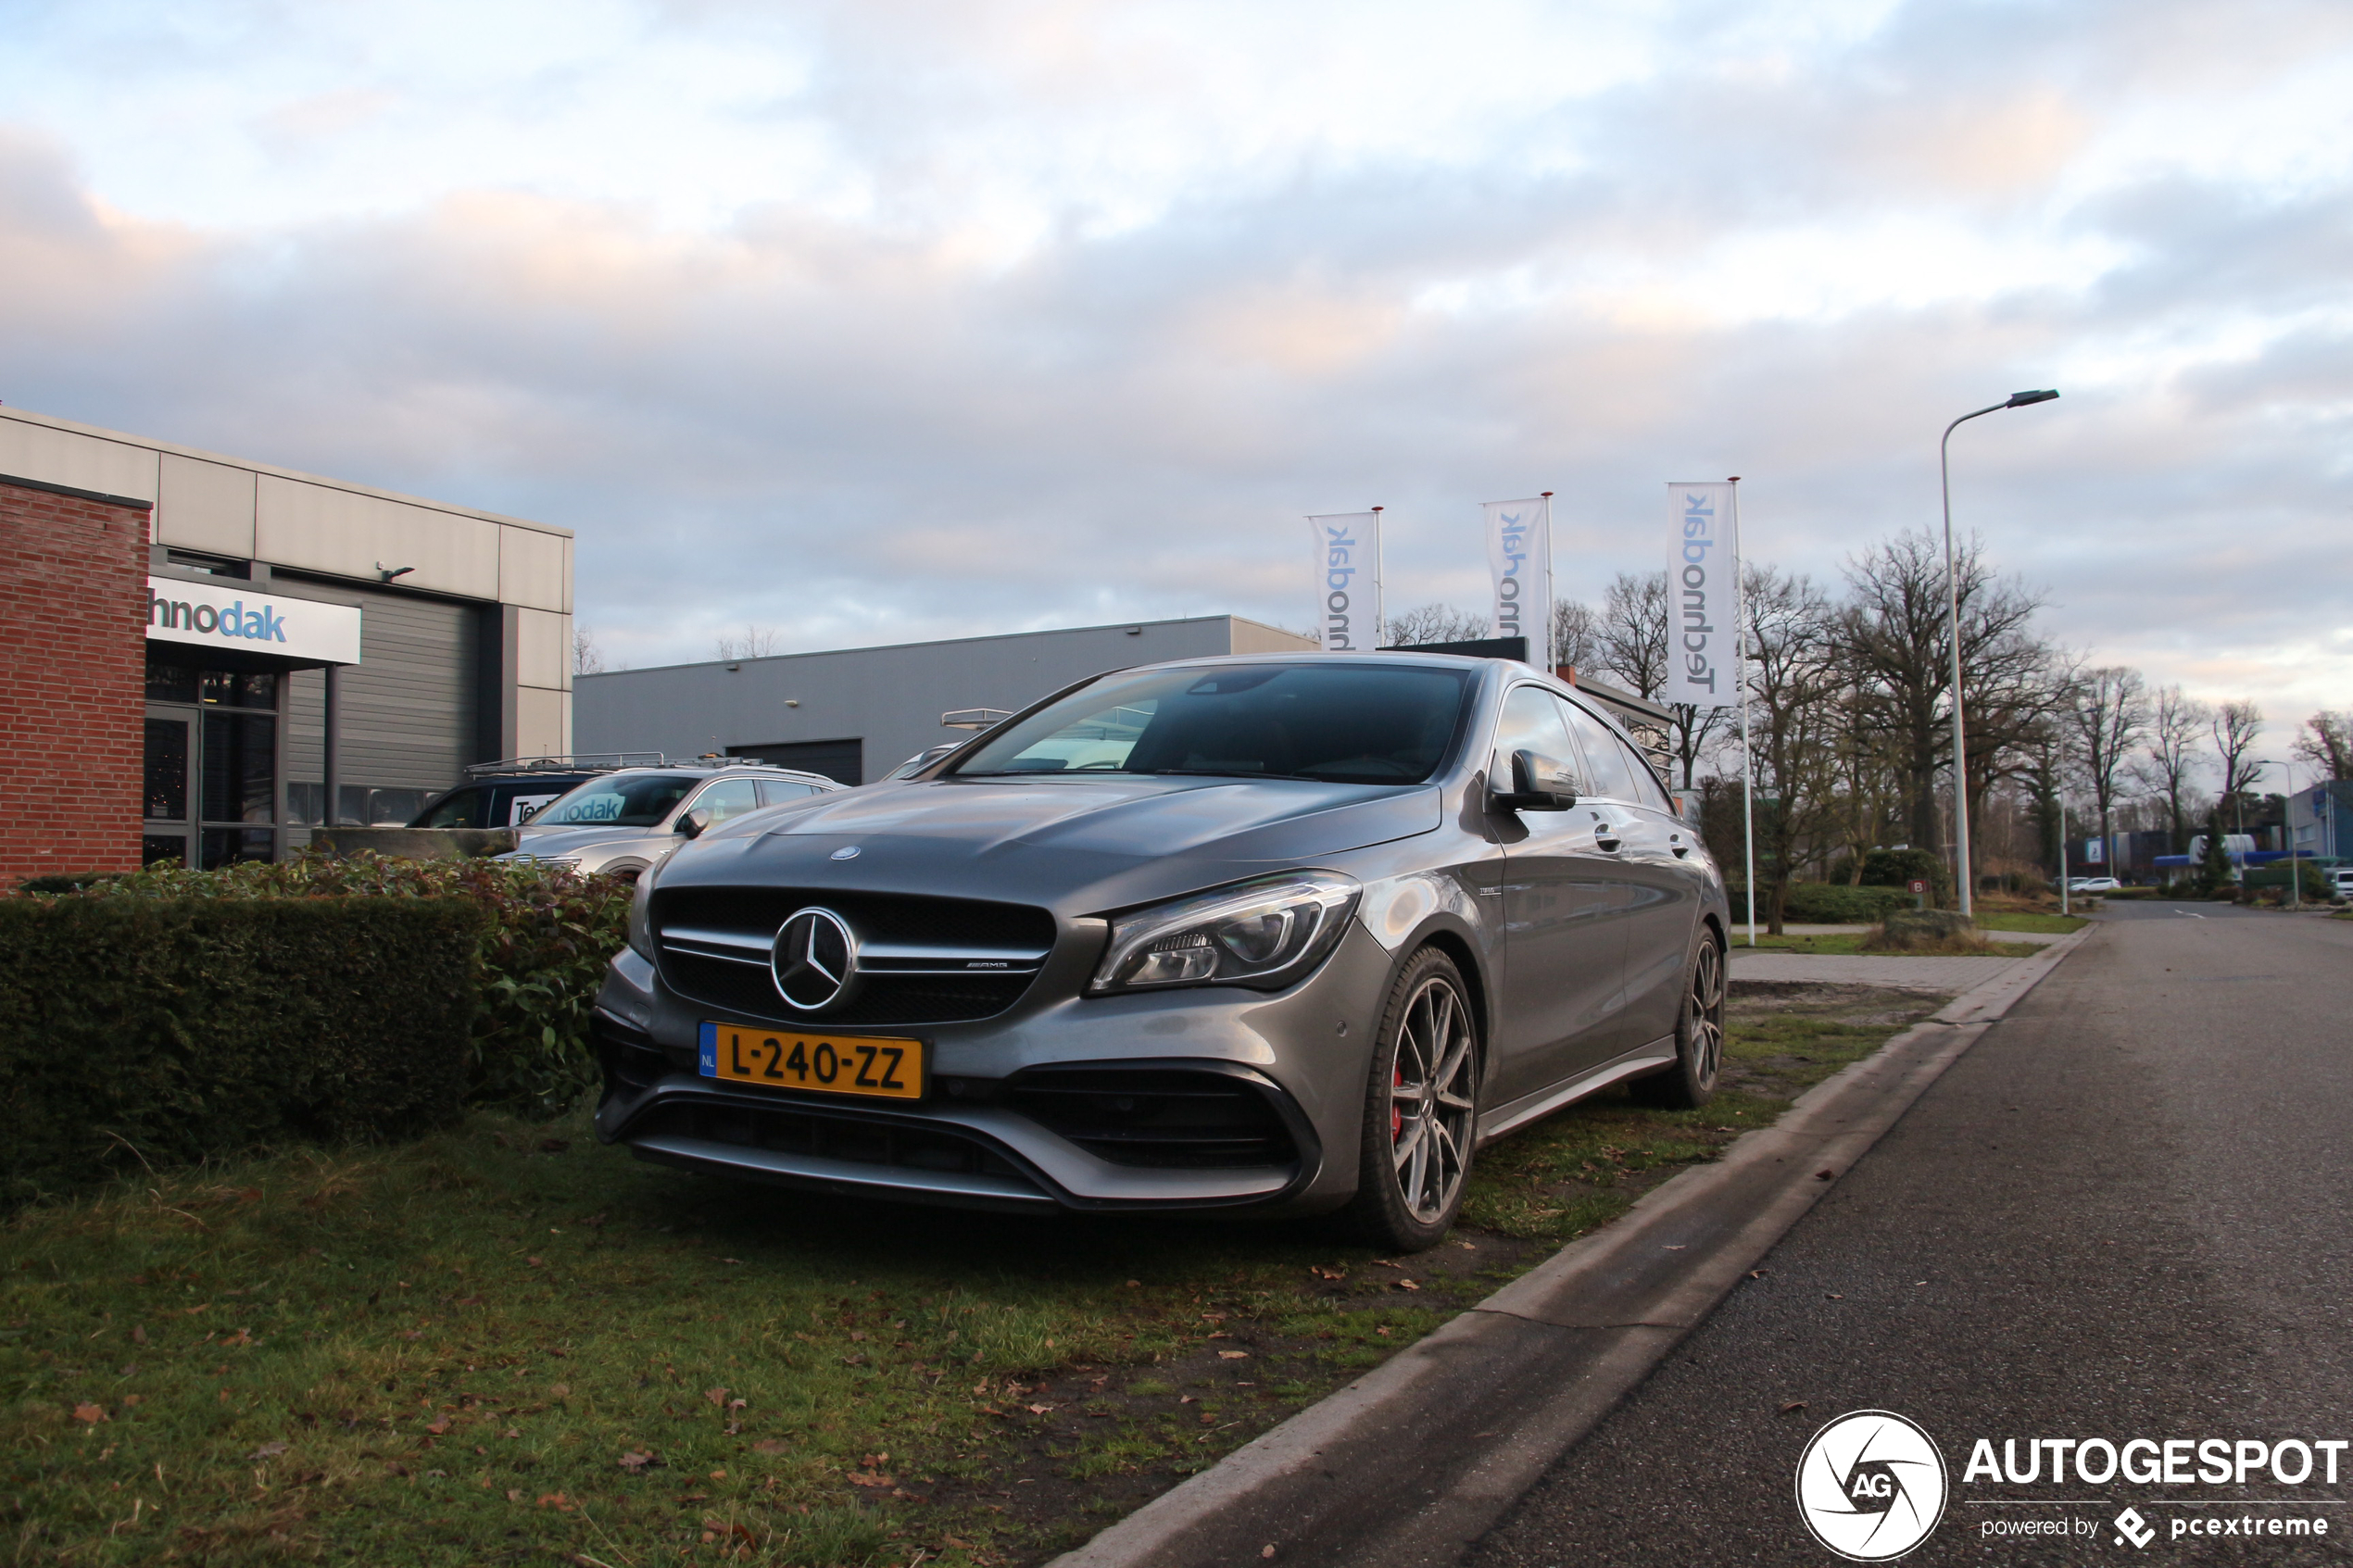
[
  {"x1": 2256, "y1": 757, "x2": 2300, "y2": 909},
  {"x1": 1941, "y1": 388, "x2": 2058, "y2": 918}
]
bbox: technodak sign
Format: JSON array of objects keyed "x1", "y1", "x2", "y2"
[{"x1": 145, "y1": 578, "x2": 362, "y2": 666}]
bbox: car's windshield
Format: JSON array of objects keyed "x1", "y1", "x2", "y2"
[
  {"x1": 951, "y1": 662, "x2": 1472, "y2": 784},
  {"x1": 532, "y1": 772, "x2": 696, "y2": 827}
]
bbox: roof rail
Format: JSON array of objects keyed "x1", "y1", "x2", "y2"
[{"x1": 464, "y1": 753, "x2": 673, "y2": 778}]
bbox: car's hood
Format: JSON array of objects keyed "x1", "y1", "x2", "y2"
[
  {"x1": 509, "y1": 823, "x2": 662, "y2": 858},
  {"x1": 658, "y1": 775, "x2": 1444, "y2": 915}
]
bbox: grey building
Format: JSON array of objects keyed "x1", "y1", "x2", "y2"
[
  {"x1": 0, "y1": 405, "x2": 573, "y2": 863},
  {"x1": 574, "y1": 616, "x2": 1316, "y2": 783}
]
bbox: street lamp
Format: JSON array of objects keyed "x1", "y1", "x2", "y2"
[
  {"x1": 2255, "y1": 757, "x2": 2301, "y2": 909},
  {"x1": 1942, "y1": 388, "x2": 2058, "y2": 918}
]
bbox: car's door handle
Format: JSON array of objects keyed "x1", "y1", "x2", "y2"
[{"x1": 1594, "y1": 825, "x2": 1622, "y2": 852}]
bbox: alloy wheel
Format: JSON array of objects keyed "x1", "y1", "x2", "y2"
[
  {"x1": 1689, "y1": 937, "x2": 1725, "y2": 1087},
  {"x1": 1389, "y1": 973, "x2": 1477, "y2": 1223}
]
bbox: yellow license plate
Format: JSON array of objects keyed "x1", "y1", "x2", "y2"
[{"x1": 698, "y1": 1024, "x2": 925, "y2": 1100}]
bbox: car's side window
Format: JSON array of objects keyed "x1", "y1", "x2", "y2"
[
  {"x1": 421, "y1": 786, "x2": 489, "y2": 829},
  {"x1": 1614, "y1": 737, "x2": 1675, "y2": 812},
  {"x1": 757, "y1": 780, "x2": 817, "y2": 805},
  {"x1": 689, "y1": 778, "x2": 764, "y2": 824},
  {"x1": 1554, "y1": 699, "x2": 1640, "y2": 802},
  {"x1": 1493, "y1": 685, "x2": 1577, "y2": 782}
]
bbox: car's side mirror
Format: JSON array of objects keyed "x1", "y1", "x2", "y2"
[
  {"x1": 1492, "y1": 749, "x2": 1579, "y2": 812},
  {"x1": 675, "y1": 808, "x2": 712, "y2": 839}
]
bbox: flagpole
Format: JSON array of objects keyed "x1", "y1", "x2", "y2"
[
  {"x1": 1732, "y1": 477, "x2": 1756, "y2": 946},
  {"x1": 1371, "y1": 506, "x2": 1384, "y2": 649},
  {"x1": 1539, "y1": 491, "x2": 1554, "y2": 671}
]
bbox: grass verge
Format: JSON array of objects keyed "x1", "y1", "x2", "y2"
[
  {"x1": 1, "y1": 985, "x2": 1939, "y2": 1567},
  {"x1": 1732, "y1": 933, "x2": 2046, "y2": 957}
]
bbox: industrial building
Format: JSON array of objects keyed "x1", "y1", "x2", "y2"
[
  {"x1": 573, "y1": 617, "x2": 1317, "y2": 783},
  {"x1": 0, "y1": 405, "x2": 573, "y2": 879}
]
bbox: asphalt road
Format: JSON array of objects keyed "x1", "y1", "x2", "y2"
[{"x1": 1466, "y1": 903, "x2": 2353, "y2": 1565}]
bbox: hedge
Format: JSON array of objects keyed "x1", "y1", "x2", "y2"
[
  {"x1": 1730, "y1": 882, "x2": 1915, "y2": 923},
  {"x1": 18, "y1": 854, "x2": 634, "y2": 1115},
  {"x1": 0, "y1": 897, "x2": 483, "y2": 1205}
]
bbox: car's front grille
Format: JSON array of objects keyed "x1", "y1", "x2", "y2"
[
  {"x1": 1005, "y1": 1067, "x2": 1302, "y2": 1169},
  {"x1": 651, "y1": 886, "x2": 1057, "y2": 1026},
  {"x1": 637, "y1": 1098, "x2": 1040, "y2": 1189}
]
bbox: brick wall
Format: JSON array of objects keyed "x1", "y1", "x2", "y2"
[{"x1": 0, "y1": 476, "x2": 148, "y2": 882}]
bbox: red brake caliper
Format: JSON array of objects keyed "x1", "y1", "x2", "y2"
[{"x1": 1391, "y1": 1066, "x2": 1403, "y2": 1141}]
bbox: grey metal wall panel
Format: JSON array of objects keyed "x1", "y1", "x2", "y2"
[
  {"x1": 336, "y1": 593, "x2": 479, "y2": 792},
  {"x1": 573, "y1": 616, "x2": 1311, "y2": 783}
]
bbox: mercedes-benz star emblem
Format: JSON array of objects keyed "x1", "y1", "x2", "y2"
[
  {"x1": 772, "y1": 907, "x2": 860, "y2": 1012},
  {"x1": 830, "y1": 846, "x2": 860, "y2": 860}
]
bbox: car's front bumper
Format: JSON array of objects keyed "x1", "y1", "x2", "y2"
[{"x1": 590, "y1": 925, "x2": 1398, "y2": 1217}]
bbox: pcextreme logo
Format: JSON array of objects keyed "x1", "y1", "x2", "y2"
[{"x1": 1796, "y1": 1410, "x2": 1950, "y2": 1561}]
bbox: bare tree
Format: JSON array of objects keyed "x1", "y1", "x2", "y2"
[
  {"x1": 2293, "y1": 710, "x2": 2353, "y2": 781},
  {"x1": 2132, "y1": 684, "x2": 2210, "y2": 850},
  {"x1": 714, "y1": 625, "x2": 783, "y2": 661},
  {"x1": 1837, "y1": 531, "x2": 2052, "y2": 870},
  {"x1": 1382, "y1": 602, "x2": 1489, "y2": 646},
  {"x1": 1592, "y1": 570, "x2": 1727, "y2": 790},
  {"x1": 1741, "y1": 565, "x2": 1845, "y2": 934},
  {"x1": 1552, "y1": 598, "x2": 1600, "y2": 673},
  {"x1": 1595, "y1": 571, "x2": 1666, "y2": 696},
  {"x1": 573, "y1": 623, "x2": 607, "y2": 676},
  {"x1": 2210, "y1": 700, "x2": 2266, "y2": 833},
  {"x1": 2065, "y1": 666, "x2": 2150, "y2": 877}
]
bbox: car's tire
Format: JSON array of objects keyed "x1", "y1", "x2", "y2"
[
  {"x1": 601, "y1": 860, "x2": 649, "y2": 884},
  {"x1": 1346, "y1": 946, "x2": 1480, "y2": 1253},
  {"x1": 1629, "y1": 928, "x2": 1726, "y2": 1110}
]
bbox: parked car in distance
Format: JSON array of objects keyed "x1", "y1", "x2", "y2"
[
  {"x1": 2068, "y1": 876, "x2": 2122, "y2": 894},
  {"x1": 497, "y1": 762, "x2": 844, "y2": 881},
  {"x1": 411, "y1": 771, "x2": 597, "y2": 830},
  {"x1": 2326, "y1": 868, "x2": 2353, "y2": 898},
  {"x1": 590, "y1": 652, "x2": 1730, "y2": 1250}
]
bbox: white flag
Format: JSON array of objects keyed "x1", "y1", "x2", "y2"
[
  {"x1": 1664, "y1": 481, "x2": 1740, "y2": 708},
  {"x1": 1483, "y1": 496, "x2": 1552, "y2": 670},
  {"x1": 1307, "y1": 511, "x2": 1382, "y2": 652}
]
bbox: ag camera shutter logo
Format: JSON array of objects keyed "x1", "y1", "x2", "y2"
[{"x1": 1795, "y1": 1410, "x2": 1948, "y2": 1561}]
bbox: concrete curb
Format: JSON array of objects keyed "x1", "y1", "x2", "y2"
[{"x1": 1050, "y1": 923, "x2": 2100, "y2": 1568}]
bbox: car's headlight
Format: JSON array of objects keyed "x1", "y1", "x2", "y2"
[
  {"x1": 626, "y1": 870, "x2": 656, "y2": 959},
  {"x1": 1088, "y1": 872, "x2": 1361, "y2": 995}
]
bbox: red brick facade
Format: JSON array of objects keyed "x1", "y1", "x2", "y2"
[{"x1": 0, "y1": 476, "x2": 148, "y2": 883}]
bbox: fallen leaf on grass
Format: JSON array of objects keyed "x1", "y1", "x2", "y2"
[
  {"x1": 131, "y1": 1326, "x2": 147, "y2": 1345},
  {"x1": 1309, "y1": 1265, "x2": 1347, "y2": 1280},
  {"x1": 1394, "y1": 1279, "x2": 1421, "y2": 1291},
  {"x1": 849, "y1": 1472, "x2": 896, "y2": 1488},
  {"x1": 704, "y1": 1386, "x2": 730, "y2": 1408},
  {"x1": 424, "y1": 1418, "x2": 451, "y2": 1436},
  {"x1": 525, "y1": 1257, "x2": 546, "y2": 1268},
  {"x1": 246, "y1": 1441, "x2": 288, "y2": 1461},
  {"x1": 538, "y1": 1491, "x2": 573, "y2": 1510},
  {"x1": 1217, "y1": 1351, "x2": 1250, "y2": 1361},
  {"x1": 72, "y1": 1404, "x2": 107, "y2": 1424},
  {"x1": 753, "y1": 1439, "x2": 789, "y2": 1455},
  {"x1": 222, "y1": 1328, "x2": 254, "y2": 1348}
]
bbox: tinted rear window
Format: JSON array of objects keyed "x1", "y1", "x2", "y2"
[{"x1": 952, "y1": 663, "x2": 1472, "y2": 785}]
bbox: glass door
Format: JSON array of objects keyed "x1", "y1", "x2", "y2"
[
  {"x1": 144, "y1": 657, "x2": 283, "y2": 868},
  {"x1": 143, "y1": 711, "x2": 193, "y2": 866}
]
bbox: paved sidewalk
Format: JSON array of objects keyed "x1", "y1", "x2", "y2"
[
  {"x1": 1730, "y1": 923, "x2": 2072, "y2": 947},
  {"x1": 1728, "y1": 951, "x2": 2023, "y2": 990}
]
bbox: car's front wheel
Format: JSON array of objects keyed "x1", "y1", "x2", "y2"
[
  {"x1": 1630, "y1": 929, "x2": 1725, "y2": 1109},
  {"x1": 1347, "y1": 946, "x2": 1479, "y2": 1252}
]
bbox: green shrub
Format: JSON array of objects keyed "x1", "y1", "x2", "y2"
[
  {"x1": 1859, "y1": 847, "x2": 1949, "y2": 898},
  {"x1": 1732, "y1": 882, "x2": 1913, "y2": 923},
  {"x1": 11, "y1": 855, "x2": 632, "y2": 1115},
  {"x1": 0, "y1": 897, "x2": 482, "y2": 1204}
]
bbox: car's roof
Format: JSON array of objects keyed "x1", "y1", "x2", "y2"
[{"x1": 591, "y1": 763, "x2": 842, "y2": 787}]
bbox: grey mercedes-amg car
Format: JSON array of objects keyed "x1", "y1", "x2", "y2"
[{"x1": 590, "y1": 652, "x2": 1729, "y2": 1250}]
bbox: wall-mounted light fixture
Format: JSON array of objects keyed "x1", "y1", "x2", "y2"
[{"x1": 375, "y1": 562, "x2": 416, "y2": 583}]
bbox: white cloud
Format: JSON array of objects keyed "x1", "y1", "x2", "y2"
[{"x1": 0, "y1": 0, "x2": 2348, "y2": 718}]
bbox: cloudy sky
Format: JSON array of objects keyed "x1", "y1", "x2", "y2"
[{"x1": 5, "y1": 0, "x2": 2348, "y2": 727}]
